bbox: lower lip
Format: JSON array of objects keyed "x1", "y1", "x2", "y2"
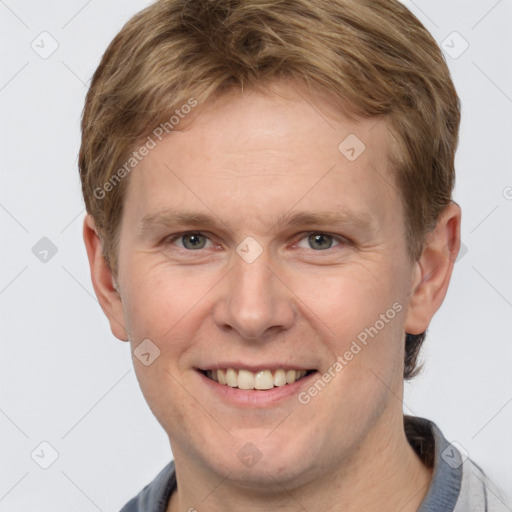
[{"x1": 197, "y1": 370, "x2": 318, "y2": 407}]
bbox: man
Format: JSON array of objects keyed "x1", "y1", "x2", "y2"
[{"x1": 80, "y1": 0, "x2": 510, "y2": 510}]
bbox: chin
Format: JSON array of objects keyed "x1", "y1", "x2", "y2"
[{"x1": 203, "y1": 429, "x2": 325, "y2": 491}]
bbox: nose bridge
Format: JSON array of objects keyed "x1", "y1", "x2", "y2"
[{"x1": 213, "y1": 249, "x2": 294, "y2": 340}]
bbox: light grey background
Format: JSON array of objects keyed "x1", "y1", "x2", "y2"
[{"x1": 0, "y1": 0, "x2": 511, "y2": 510}]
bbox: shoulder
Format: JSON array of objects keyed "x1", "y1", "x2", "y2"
[
  {"x1": 405, "y1": 416, "x2": 511, "y2": 512},
  {"x1": 455, "y1": 458, "x2": 511, "y2": 512},
  {"x1": 119, "y1": 461, "x2": 176, "y2": 512}
]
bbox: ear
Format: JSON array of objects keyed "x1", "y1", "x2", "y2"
[
  {"x1": 404, "y1": 202, "x2": 462, "y2": 335},
  {"x1": 82, "y1": 214, "x2": 129, "y2": 341}
]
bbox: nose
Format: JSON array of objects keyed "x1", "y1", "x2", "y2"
[{"x1": 212, "y1": 249, "x2": 295, "y2": 341}]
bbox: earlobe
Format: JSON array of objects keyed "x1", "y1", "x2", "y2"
[
  {"x1": 82, "y1": 215, "x2": 129, "y2": 341},
  {"x1": 404, "y1": 202, "x2": 462, "y2": 335}
]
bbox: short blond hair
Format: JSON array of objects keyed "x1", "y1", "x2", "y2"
[{"x1": 79, "y1": 0, "x2": 460, "y2": 378}]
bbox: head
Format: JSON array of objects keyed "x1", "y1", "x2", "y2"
[{"x1": 81, "y1": 0, "x2": 461, "y2": 492}]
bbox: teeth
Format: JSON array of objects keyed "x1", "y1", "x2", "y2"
[
  {"x1": 238, "y1": 369, "x2": 255, "y2": 389},
  {"x1": 255, "y1": 370, "x2": 274, "y2": 390},
  {"x1": 204, "y1": 368, "x2": 310, "y2": 390},
  {"x1": 274, "y1": 369, "x2": 287, "y2": 387},
  {"x1": 226, "y1": 368, "x2": 238, "y2": 387}
]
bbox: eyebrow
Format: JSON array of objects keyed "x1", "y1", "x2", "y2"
[
  {"x1": 137, "y1": 208, "x2": 374, "y2": 237},
  {"x1": 274, "y1": 210, "x2": 374, "y2": 231},
  {"x1": 138, "y1": 210, "x2": 234, "y2": 236}
]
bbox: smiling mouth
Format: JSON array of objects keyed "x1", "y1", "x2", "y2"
[{"x1": 200, "y1": 368, "x2": 316, "y2": 390}]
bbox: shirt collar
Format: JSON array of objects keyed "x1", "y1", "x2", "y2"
[{"x1": 405, "y1": 415, "x2": 462, "y2": 511}]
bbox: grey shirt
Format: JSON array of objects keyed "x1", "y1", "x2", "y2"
[{"x1": 120, "y1": 416, "x2": 510, "y2": 511}]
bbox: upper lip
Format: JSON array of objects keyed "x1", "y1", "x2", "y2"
[{"x1": 196, "y1": 363, "x2": 316, "y2": 372}]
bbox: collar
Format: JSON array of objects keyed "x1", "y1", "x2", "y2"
[{"x1": 405, "y1": 415, "x2": 462, "y2": 511}]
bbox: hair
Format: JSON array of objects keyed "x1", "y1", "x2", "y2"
[{"x1": 78, "y1": 0, "x2": 460, "y2": 379}]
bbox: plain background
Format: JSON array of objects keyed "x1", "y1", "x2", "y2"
[{"x1": 0, "y1": 0, "x2": 511, "y2": 510}]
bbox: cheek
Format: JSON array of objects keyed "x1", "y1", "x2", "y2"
[
  {"x1": 121, "y1": 260, "x2": 220, "y2": 342},
  {"x1": 289, "y1": 259, "x2": 404, "y2": 337},
  {"x1": 121, "y1": 264, "x2": 223, "y2": 411},
  {"x1": 130, "y1": 357, "x2": 209, "y2": 451},
  {"x1": 289, "y1": 260, "x2": 408, "y2": 404}
]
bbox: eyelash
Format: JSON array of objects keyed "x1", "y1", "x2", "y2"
[{"x1": 163, "y1": 231, "x2": 349, "y2": 251}]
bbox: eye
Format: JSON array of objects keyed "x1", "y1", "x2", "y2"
[
  {"x1": 297, "y1": 232, "x2": 341, "y2": 251},
  {"x1": 174, "y1": 232, "x2": 211, "y2": 250}
]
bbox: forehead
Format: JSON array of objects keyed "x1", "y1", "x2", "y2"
[{"x1": 121, "y1": 82, "x2": 401, "y2": 236}]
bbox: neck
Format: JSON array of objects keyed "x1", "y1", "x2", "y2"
[{"x1": 167, "y1": 411, "x2": 432, "y2": 512}]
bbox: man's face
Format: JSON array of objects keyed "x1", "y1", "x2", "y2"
[{"x1": 115, "y1": 82, "x2": 416, "y2": 487}]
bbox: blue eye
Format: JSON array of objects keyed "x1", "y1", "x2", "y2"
[
  {"x1": 167, "y1": 231, "x2": 344, "y2": 253},
  {"x1": 297, "y1": 232, "x2": 341, "y2": 250},
  {"x1": 308, "y1": 233, "x2": 334, "y2": 250},
  {"x1": 179, "y1": 232, "x2": 209, "y2": 250}
]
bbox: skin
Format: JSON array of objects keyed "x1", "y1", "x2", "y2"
[{"x1": 84, "y1": 80, "x2": 461, "y2": 511}]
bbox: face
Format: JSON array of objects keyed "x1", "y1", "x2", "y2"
[{"x1": 114, "y1": 82, "x2": 417, "y2": 488}]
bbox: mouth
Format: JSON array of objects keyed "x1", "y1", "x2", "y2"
[{"x1": 199, "y1": 368, "x2": 316, "y2": 390}]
